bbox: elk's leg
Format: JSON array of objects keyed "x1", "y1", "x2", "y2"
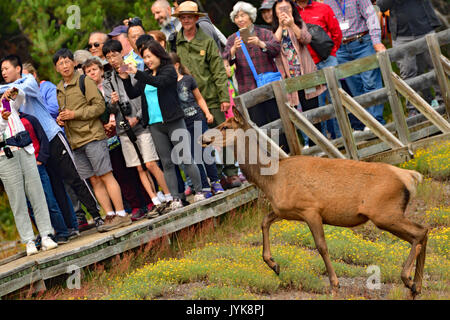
[
  {"x1": 372, "y1": 217, "x2": 427, "y2": 294},
  {"x1": 412, "y1": 230, "x2": 428, "y2": 296},
  {"x1": 261, "y1": 212, "x2": 280, "y2": 275},
  {"x1": 306, "y1": 215, "x2": 339, "y2": 289}
]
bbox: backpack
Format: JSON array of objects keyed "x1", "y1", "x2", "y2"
[
  {"x1": 306, "y1": 23, "x2": 335, "y2": 61},
  {"x1": 79, "y1": 74, "x2": 110, "y2": 124}
]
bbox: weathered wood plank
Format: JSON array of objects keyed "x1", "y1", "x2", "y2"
[
  {"x1": 271, "y1": 81, "x2": 303, "y2": 155},
  {"x1": 377, "y1": 51, "x2": 411, "y2": 144},
  {"x1": 238, "y1": 84, "x2": 275, "y2": 109},
  {"x1": 426, "y1": 33, "x2": 450, "y2": 118},
  {"x1": 233, "y1": 95, "x2": 251, "y2": 122},
  {"x1": 360, "y1": 146, "x2": 411, "y2": 165},
  {"x1": 339, "y1": 88, "x2": 405, "y2": 150},
  {"x1": 287, "y1": 106, "x2": 345, "y2": 159},
  {"x1": 441, "y1": 54, "x2": 450, "y2": 76},
  {"x1": 284, "y1": 69, "x2": 326, "y2": 93},
  {"x1": 323, "y1": 67, "x2": 359, "y2": 159},
  {"x1": 247, "y1": 119, "x2": 289, "y2": 159},
  {"x1": 335, "y1": 54, "x2": 380, "y2": 80},
  {"x1": 392, "y1": 72, "x2": 450, "y2": 133}
]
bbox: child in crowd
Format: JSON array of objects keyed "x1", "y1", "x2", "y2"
[{"x1": 170, "y1": 52, "x2": 225, "y2": 197}]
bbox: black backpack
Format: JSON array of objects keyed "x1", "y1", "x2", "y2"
[
  {"x1": 306, "y1": 23, "x2": 335, "y2": 61},
  {"x1": 78, "y1": 74, "x2": 110, "y2": 124}
]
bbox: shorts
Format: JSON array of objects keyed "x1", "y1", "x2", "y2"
[
  {"x1": 73, "y1": 139, "x2": 113, "y2": 179},
  {"x1": 119, "y1": 131, "x2": 159, "y2": 167}
]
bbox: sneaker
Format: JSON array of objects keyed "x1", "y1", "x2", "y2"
[
  {"x1": 156, "y1": 191, "x2": 166, "y2": 203},
  {"x1": 364, "y1": 126, "x2": 370, "y2": 132},
  {"x1": 41, "y1": 236, "x2": 58, "y2": 252},
  {"x1": 50, "y1": 234, "x2": 69, "y2": 245},
  {"x1": 203, "y1": 191, "x2": 213, "y2": 199},
  {"x1": 184, "y1": 186, "x2": 193, "y2": 196},
  {"x1": 147, "y1": 204, "x2": 162, "y2": 219},
  {"x1": 68, "y1": 229, "x2": 81, "y2": 240},
  {"x1": 94, "y1": 217, "x2": 104, "y2": 230},
  {"x1": 98, "y1": 214, "x2": 132, "y2": 233},
  {"x1": 225, "y1": 175, "x2": 242, "y2": 189},
  {"x1": 168, "y1": 199, "x2": 183, "y2": 212},
  {"x1": 76, "y1": 213, "x2": 89, "y2": 231},
  {"x1": 26, "y1": 240, "x2": 38, "y2": 256},
  {"x1": 131, "y1": 208, "x2": 147, "y2": 221},
  {"x1": 193, "y1": 193, "x2": 206, "y2": 202},
  {"x1": 211, "y1": 180, "x2": 225, "y2": 195}
]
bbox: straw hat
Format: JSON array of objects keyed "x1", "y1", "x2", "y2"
[{"x1": 172, "y1": 1, "x2": 206, "y2": 18}]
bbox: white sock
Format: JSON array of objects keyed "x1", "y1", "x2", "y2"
[
  {"x1": 152, "y1": 197, "x2": 162, "y2": 206},
  {"x1": 116, "y1": 210, "x2": 127, "y2": 217},
  {"x1": 157, "y1": 191, "x2": 166, "y2": 202},
  {"x1": 164, "y1": 194, "x2": 173, "y2": 202},
  {"x1": 106, "y1": 211, "x2": 116, "y2": 216}
]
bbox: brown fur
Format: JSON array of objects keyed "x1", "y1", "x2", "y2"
[{"x1": 202, "y1": 107, "x2": 428, "y2": 298}]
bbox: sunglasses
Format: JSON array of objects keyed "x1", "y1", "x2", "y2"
[
  {"x1": 87, "y1": 42, "x2": 101, "y2": 49},
  {"x1": 128, "y1": 17, "x2": 143, "y2": 27}
]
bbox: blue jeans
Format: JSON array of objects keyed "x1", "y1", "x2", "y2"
[
  {"x1": 28, "y1": 165, "x2": 69, "y2": 238},
  {"x1": 316, "y1": 55, "x2": 340, "y2": 139},
  {"x1": 336, "y1": 34, "x2": 385, "y2": 130}
]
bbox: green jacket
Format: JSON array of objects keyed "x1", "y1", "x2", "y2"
[
  {"x1": 56, "y1": 71, "x2": 106, "y2": 150},
  {"x1": 175, "y1": 27, "x2": 229, "y2": 109}
]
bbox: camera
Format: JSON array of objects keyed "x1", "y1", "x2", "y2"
[
  {"x1": 121, "y1": 101, "x2": 132, "y2": 116},
  {"x1": 3, "y1": 147, "x2": 13, "y2": 159}
]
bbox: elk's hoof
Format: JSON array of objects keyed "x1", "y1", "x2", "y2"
[{"x1": 272, "y1": 263, "x2": 280, "y2": 276}]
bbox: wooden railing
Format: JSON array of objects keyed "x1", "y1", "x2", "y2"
[{"x1": 234, "y1": 30, "x2": 450, "y2": 164}]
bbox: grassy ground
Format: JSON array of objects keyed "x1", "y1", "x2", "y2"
[{"x1": 21, "y1": 141, "x2": 448, "y2": 301}]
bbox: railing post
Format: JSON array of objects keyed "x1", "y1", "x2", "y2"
[
  {"x1": 377, "y1": 51, "x2": 411, "y2": 144},
  {"x1": 323, "y1": 67, "x2": 359, "y2": 160},
  {"x1": 425, "y1": 33, "x2": 450, "y2": 118},
  {"x1": 271, "y1": 80, "x2": 303, "y2": 156}
]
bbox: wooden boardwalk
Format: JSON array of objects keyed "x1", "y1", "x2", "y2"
[{"x1": 0, "y1": 183, "x2": 258, "y2": 298}]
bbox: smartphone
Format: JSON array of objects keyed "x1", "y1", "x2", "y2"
[
  {"x1": 239, "y1": 27, "x2": 251, "y2": 43},
  {"x1": 280, "y1": 6, "x2": 290, "y2": 14},
  {"x1": 2, "y1": 99, "x2": 11, "y2": 112},
  {"x1": 119, "y1": 64, "x2": 129, "y2": 73}
]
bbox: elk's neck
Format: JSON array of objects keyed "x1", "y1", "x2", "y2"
[{"x1": 234, "y1": 132, "x2": 278, "y2": 190}]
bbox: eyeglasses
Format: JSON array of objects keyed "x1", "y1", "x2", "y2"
[
  {"x1": 105, "y1": 52, "x2": 122, "y2": 61},
  {"x1": 87, "y1": 42, "x2": 101, "y2": 49}
]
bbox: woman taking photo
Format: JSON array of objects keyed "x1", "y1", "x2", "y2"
[
  {"x1": 121, "y1": 40, "x2": 205, "y2": 212},
  {"x1": 223, "y1": 1, "x2": 282, "y2": 131},
  {"x1": 272, "y1": 0, "x2": 325, "y2": 147}
]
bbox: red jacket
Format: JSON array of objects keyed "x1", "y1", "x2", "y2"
[{"x1": 296, "y1": 1, "x2": 342, "y2": 64}]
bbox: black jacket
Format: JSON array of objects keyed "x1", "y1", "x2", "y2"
[
  {"x1": 123, "y1": 64, "x2": 185, "y2": 127},
  {"x1": 377, "y1": 0, "x2": 441, "y2": 40}
]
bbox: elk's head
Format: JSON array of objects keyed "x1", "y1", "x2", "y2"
[{"x1": 201, "y1": 106, "x2": 249, "y2": 148}]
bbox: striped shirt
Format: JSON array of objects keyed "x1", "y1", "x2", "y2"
[
  {"x1": 0, "y1": 90, "x2": 35, "y2": 157},
  {"x1": 323, "y1": 0, "x2": 382, "y2": 45}
]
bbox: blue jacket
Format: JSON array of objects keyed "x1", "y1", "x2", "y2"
[
  {"x1": 39, "y1": 80, "x2": 60, "y2": 120},
  {"x1": 0, "y1": 74, "x2": 62, "y2": 142}
]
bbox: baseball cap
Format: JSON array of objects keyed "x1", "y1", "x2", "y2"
[
  {"x1": 108, "y1": 25, "x2": 128, "y2": 37},
  {"x1": 259, "y1": 0, "x2": 276, "y2": 10}
]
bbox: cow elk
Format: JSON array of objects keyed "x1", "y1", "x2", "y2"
[{"x1": 202, "y1": 107, "x2": 428, "y2": 298}]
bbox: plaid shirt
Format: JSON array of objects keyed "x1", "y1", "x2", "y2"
[
  {"x1": 324, "y1": 0, "x2": 382, "y2": 45},
  {"x1": 223, "y1": 26, "x2": 280, "y2": 94}
]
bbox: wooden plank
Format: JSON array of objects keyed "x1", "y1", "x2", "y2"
[
  {"x1": 426, "y1": 33, "x2": 450, "y2": 118},
  {"x1": 377, "y1": 51, "x2": 411, "y2": 144},
  {"x1": 441, "y1": 54, "x2": 450, "y2": 76},
  {"x1": 361, "y1": 146, "x2": 411, "y2": 165},
  {"x1": 323, "y1": 67, "x2": 359, "y2": 160},
  {"x1": 233, "y1": 95, "x2": 251, "y2": 122},
  {"x1": 286, "y1": 106, "x2": 346, "y2": 159},
  {"x1": 335, "y1": 54, "x2": 380, "y2": 80},
  {"x1": 237, "y1": 84, "x2": 275, "y2": 109},
  {"x1": 338, "y1": 88, "x2": 405, "y2": 149},
  {"x1": 247, "y1": 119, "x2": 289, "y2": 159},
  {"x1": 271, "y1": 81, "x2": 303, "y2": 155},
  {"x1": 409, "y1": 132, "x2": 450, "y2": 154},
  {"x1": 392, "y1": 72, "x2": 450, "y2": 133},
  {"x1": 284, "y1": 69, "x2": 326, "y2": 93}
]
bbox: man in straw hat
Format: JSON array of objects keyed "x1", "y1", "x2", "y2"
[{"x1": 172, "y1": 1, "x2": 242, "y2": 190}]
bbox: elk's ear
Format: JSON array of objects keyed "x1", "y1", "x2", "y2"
[{"x1": 232, "y1": 106, "x2": 245, "y2": 125}]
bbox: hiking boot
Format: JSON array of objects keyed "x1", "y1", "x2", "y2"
[
  {"x1": 94, "y1": 217, "x2": 104, "y2": 230},
  {"x1": 147, "y1": 204, "x2": 162, "y2": 219},
  {"x1": 131, "y1": 208, "x2": 147, "y2": 221},
  {"x1": 211, "y1": 181, "x2": 224, "y2": 195},
  {"x1": 98, "y1": 214, "x2": 132, "y2": 233},
  {"x1": 41, "y1": 236, "x2": 58, "y2": 252},
  {"x1": 26, "y1": 240, "x2": 38, "y2": 256},
  {"x1": 162, "y1": 199, "x2": 183, "y2": 214}
]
